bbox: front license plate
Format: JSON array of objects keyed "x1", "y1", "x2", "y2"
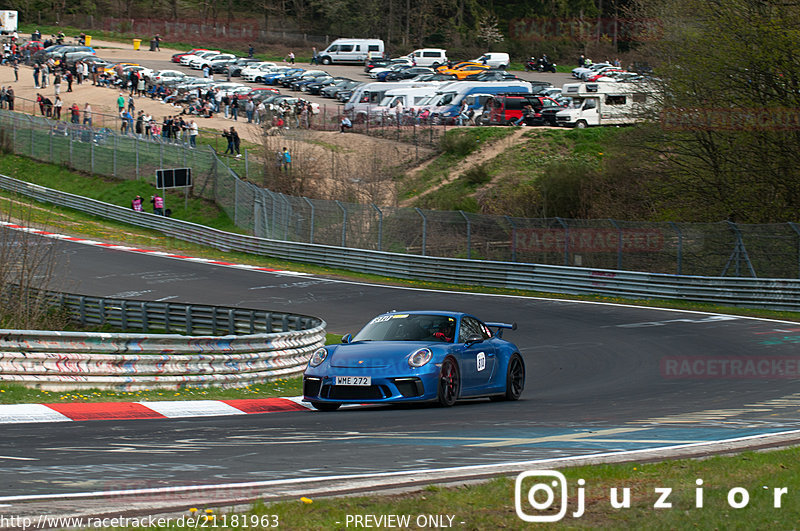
[{"x1": 335, "y1": 376, "x2": 371, "y2": 386}]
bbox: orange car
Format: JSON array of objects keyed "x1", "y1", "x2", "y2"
[{"x1": 436, "y1": 62, "x2": 491, "y2": 79}]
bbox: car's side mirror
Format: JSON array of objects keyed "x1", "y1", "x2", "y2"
[
  {"x1": 465, "y1": 334, "x2": 483, "y2": 345},
  {"x1": 342, "y1": 334, "x2": 352, "y2": 344}
]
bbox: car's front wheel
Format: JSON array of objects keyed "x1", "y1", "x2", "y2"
[
  {"x1": 437, "y1": 357, "x2": 460, "y2": 407},
  {"x1": 310, "y1": 401, "x2": 341, "y2": 412}
]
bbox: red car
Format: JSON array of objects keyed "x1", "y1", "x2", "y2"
[{"x1": 21, "y1": 41, "x2": 44, "y2": 53}]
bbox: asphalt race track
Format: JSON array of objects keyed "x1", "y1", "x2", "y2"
[{"x1": 2, "y1": 229, "x2": 800, "y2": 512}]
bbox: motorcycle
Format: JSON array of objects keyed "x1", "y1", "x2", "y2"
[{"x1": 525, "y1": 57, "x2": 557, "y2": 73}]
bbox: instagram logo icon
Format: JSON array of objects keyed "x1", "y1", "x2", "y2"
[{"x1": 515, "y1": 470, "x2": 584, "y2": 522}]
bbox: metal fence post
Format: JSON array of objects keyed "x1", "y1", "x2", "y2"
[
  {"x1": 722, "y1": 222, "x2": 757, "y2": 278},
  {"x1": 49, "y1": 125, "x2": 53, "y2": 161},
  {"x1": 135, "y1": 136, "x2": 139, "y2": 178},
  {"x1": 459, "y1": 210, "x2": 471, "y2": 259},
  {"x1": 234, "y1": 178, "x2": 239, "y2": 225},
  {"x1": 371, "y1": 204, "x2": 383, "y2": 251},
  {"x1": 415, "y1": 207, "x2": 427, "y2": 256},
  {"x1": 669, "y1": 221, "x2": 683, "y2": 275},
  {"x1": 303, "y1": 197, "x2": 315, "y2": 244},
  {"x1": 556, "y1": 217, "x2": 569, "y2": 266},
  {"x1": 90, "y1": 138, "x2": 94, "y2": 173},
  {"x1": 609, "y1": 219, "x2": 623, "y2": 270},
  {"x1": 245, "y1": 148, "x2": 249, "y2": 179},
  {"x1": 505, "y1": 215, "x2": 517, "y2": 262},
  {"x1": 336, "y1": 200, "x2": 347, "y2": 247},
  {"x1": 113, "y1": 133, "x2": 117, "y2": 176},
  {"x1": 30, "y1": 126, "x2": 34, "y2": 157},
  {"x1": 789, "y1": 223, "x2": 800, "y2": 279}
]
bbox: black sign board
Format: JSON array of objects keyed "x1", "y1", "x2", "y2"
[{"x1": 156, "y1": 168, "x2": 192, "y2": 189}]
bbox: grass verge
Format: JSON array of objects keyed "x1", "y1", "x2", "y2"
[{"x1": 109, "y1": 446, "x2": 800, "y2": 529}]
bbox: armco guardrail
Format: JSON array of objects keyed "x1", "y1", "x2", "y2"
[
  {"x1": 2, "y1": 174, "x2": 800, "y2": 312},
  {"x1": 0, "y1": 291, "x2": 326, "y2": 391}
]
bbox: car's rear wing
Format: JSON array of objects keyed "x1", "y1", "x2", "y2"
[{"x1": 486, "y1": 321, "x2": 517, "y2": 338}]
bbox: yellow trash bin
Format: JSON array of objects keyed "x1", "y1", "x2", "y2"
[
  {"x1": 84, "y1": 35, "x2": 92, "y2": 46},
  {"x1": 133, "y1": 38, "x2": 141, "y2": 50}
]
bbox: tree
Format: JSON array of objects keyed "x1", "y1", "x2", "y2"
[{"x1": 627, "y1": 0, "x2": 800, "y2": 222}]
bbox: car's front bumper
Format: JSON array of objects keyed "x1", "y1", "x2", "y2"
[{"x1": 303, "y1": 366, "x2": 440, "y2": 404}]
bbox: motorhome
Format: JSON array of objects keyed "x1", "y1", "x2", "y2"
[
  {"x1": 345, "y1": 81, "x2": 437, "y2": 119},
  {"x1": 422, "y1": 80, "x2": 534, "y2": 123},
  {"x1": 555, "y1": 82, "x2": 655, "y2": 128},
  {"x1": 318, "y1": 39, "x2": 384, "y2": 65},
  {"x1": 0, "y1": 10, "x2": 17, "y2": 34}
]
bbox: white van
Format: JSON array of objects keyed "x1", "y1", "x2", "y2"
[
  {"x1": 555, "y1": 82, "x2": 656, "y2": 128},
  {"x1": 368, "y1": 87, "x2": 440, "y2": 117},
  {"x1": 472, "y1": 52, "x2": 510, "y2": 69},
  {"x1": 345, "y1": 81, "x2": 437, "y2": 119},
  {"x1": 406, "y1": 48, "x2": 448, "y2": 67},
  {"x1": 319, "y1": 39, "x2": 385, "y2": 65}
]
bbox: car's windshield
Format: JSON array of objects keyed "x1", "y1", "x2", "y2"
[{"x1": 353, "y1": 314, "x2": 456, "y2": 342}]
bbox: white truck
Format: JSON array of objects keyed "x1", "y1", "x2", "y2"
[
  {"x1": 0, "y1": 10, "x2": 17, "y2": 34},
  {"x1": 555, "y1": 82, "x2": 656, "y2": 128}
]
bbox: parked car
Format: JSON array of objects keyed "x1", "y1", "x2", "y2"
[
  {"x1": 472, "y1": 52, "x2": 510, "y2": 69},
  {"x1": 147, "y1": 69, "x2": 188, "y2": 86},
  {"x1": 436, "y1": 62, "x2": 491, "y2": 79},
  {"x1": 302, "y1": 310, "x2": 525, "y2": 411},
  {"x1": 321, "y1": 79, "x2": 360, "y2": 99},
  {"x1": 368, "y1": 58, "x2": 413, "y2": 78},
  {"x1": 384, "y1": 67, "x2": 435, "y2": 81},
  {"x1": 462, "y1": 70, "x2": 521, "y2": 82},
  {"x1": 217, "y1": 57, "x2": 260, "y2": 75}
]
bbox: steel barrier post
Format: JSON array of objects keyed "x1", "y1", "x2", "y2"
[{"x1": 722, "y1": 222, "x2": 757, "y2": 278}]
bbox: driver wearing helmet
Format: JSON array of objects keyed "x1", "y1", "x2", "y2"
[{"x1": 433, "y1": 319, "x2": 455, "y2": 343}]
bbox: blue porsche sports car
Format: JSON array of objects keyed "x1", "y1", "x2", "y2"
[{"x1": 303, "y1": 310, "x2": 525, "y2": 411}]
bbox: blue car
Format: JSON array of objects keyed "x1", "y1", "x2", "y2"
[{"x1": 303, "y1": 310, "x2": 525, "y2": 411}]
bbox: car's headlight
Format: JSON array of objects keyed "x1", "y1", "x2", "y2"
[
  {"x1": 408, "y1": 348, "x2": 433, "y2": 368},
  {"x1": 309, "y1": 347, "x2": 329, "y2": 367}
]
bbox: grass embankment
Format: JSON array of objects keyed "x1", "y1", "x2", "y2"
[
  {"x1": 106, "y1": 447, "x2": 800, "y2": 529},
  {"x1": 408, "y1": 126, "x2": 616, "y2": 215}
]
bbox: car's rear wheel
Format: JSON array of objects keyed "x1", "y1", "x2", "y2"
[
  {"x1": 491, "y1": 354, "x2": 525, "y2": 402},
  {"x1": 437, "y1": 357, "x2": 460, "y2": 407},
  {"x1": 310, "y1": 401, "x2": 341, "y2": 412}
]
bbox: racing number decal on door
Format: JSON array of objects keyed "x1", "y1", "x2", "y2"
[{"x1": 477, "y1": 352, "x2": 486, "y2": 372}]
